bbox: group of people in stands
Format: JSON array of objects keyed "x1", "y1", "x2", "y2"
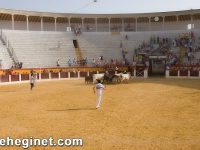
[
  {"x1": 11, "y1": 62, "x2": 23, "y2": 69},
  {"x1": 72, "y1": 24, "x2": 82, "y2": 35}
]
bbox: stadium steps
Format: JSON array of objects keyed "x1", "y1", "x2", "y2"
[{"x1": 75, "y1": 48, "x2": 83, "y2": 60}]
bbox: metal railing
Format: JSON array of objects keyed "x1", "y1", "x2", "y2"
[{"x1": 0, "y1": 29, "x2": 19, "y2": 65}]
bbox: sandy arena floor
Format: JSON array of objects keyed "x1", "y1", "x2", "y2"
[{"x1": 0, "y1": 78, "x2": 200, "y2": 150}]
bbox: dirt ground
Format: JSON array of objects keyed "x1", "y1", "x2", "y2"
[{"x1": 0, "y1": 78, "x2": 200, "y2": 150}]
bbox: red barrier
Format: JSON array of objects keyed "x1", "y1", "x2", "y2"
[
  {"x1": 1, "y1": 75, "x2": 9, "y2": 82},
  {"x1": 41, "y1": 73, "x2": 49, "y2": 79},
  {"x1": 70, "y1": 72, "x2": 77, "y2": 78},
  {"x1": 190, "y1": 71, "x2": 199, "y2": 77},
  {"x1": 80, "y1": 72, "x2": 87, "y2": 77},
  {"x1": 51, "y1": 73, "x2": 58, "y2": 79},
  {"x1": 170, "y1": 70, "x2": 178, "y2": 76},
  {"x1": 21, "y1": 74, "x2": 29, "y2": 81},
  {"x1": 60, "y1": 72, "x2": 68, "y2": 78},
  {"x1": 180, "y1": 70, "x2": 188, "y2": 76},
  {"x1": 11, "y1": 75, "x2": 19, "y2": 82}
]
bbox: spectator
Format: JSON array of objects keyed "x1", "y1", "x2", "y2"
[
  {"x1": 73, "y1": 58, "x2": 76, "y2": 67},
  {"x1": 125, "y1": 35, "x2": 128, "y2": 40},
  {"x1": 68, "y1": 59, "x2": 72, "y2": 67},
  {"x1": 86, "y1": 25, "x2": 89, "y2": 31},
  {"x1": 85, "y1": 57, "x2": 88, "y2": 66},
  {"x1": 57, "y1": 41, "x2": 60, "y2": 49},
  {"x1": 19, "y1": 62, "x2": 23, "y2": 68},
  {"x1": 188, "y1": 52, "x2": 191, "y2": 61},
  {"x1": 57, "y1": 60, "x2": 60, "y2": 67},
  {"x1": 92, "y1": 59, "x2": 96, "y2": 66}
]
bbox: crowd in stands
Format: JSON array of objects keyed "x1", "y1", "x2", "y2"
[{"x1": 72, "y1": 24, "x2": 82, "y2": 35}]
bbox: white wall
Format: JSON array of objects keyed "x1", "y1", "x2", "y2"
[
  {"x1": 0, "y1": 20, "x2": 200, "y2": 32},
  {"x1": 29, "y1": 22, "x2": 41, "y2": 31},
  {"x1": 15, "y1": 21, "x2": 26, "y2": 30},
  {"x1": 44, "y1": 23, "x2": 54, "y2": 31},
  {"x1": 0, "y1": 20, "x2": 12, "y2": 29},
  {"x1": 57, "y1": 23, "x2": 68, "y2": 32}
]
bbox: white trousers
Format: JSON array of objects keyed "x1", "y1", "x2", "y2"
[{"x1": 96, "y1": 93, "x2": 102, "y2": 108}]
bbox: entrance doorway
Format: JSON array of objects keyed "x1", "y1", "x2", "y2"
[{"x1": 148, "y1": 56, "x2": 166, "y2": 77}]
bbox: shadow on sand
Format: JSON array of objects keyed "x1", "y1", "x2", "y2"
[{"x1": 48, "y1": 108, "x2": 95, "y2": 111}]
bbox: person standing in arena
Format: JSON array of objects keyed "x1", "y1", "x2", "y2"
[
  {"x1": 30, "y1": 73, "x2": 35, "y2": 90},
  {"x1": 93, "y1": 80, "x2": 106, "y2": 109}
]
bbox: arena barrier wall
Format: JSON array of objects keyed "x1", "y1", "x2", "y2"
[
  {"x1": 0, "y1": 68, "x2": 149, "y2": 83},
  {"x1": 166, "y1": 70, "x2": 200, "y2": 78}
]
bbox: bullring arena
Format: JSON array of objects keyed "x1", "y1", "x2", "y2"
[{"x1": 0, "y1": 0, "x2": 200, "y2": 149}]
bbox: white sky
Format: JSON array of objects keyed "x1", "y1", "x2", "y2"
[{"x1": 0, "y1": 0, "x2": 199, "y2": 14}]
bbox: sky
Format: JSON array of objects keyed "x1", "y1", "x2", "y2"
[{"x1": 0, "y1": 0, "x2": 199, "y2": 14}]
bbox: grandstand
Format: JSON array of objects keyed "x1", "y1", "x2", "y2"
[{"x1": 1, "y1": 29, "x2": 200, "y2": 69}]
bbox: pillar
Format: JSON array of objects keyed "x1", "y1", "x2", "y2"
[
  {"x1": 26, "y1": 16, "x2": 29, "y2": 31},
  {"x1": 87, "y1": 71, "x2": 89, "y2": 76},
  {"x1": 12, "y1": 15, "x2": 14, "y2": 30},
  {"x1": 19, "y1": 74, "x2": 21, "y2": 81},
  {"x1": 95, "y1": 18, "x2": 97, "y2": 32},
  {"x1": 176, "y1": 15, "x2": 179, "y2": 30},
  {"x1": 9, "y1": 75, "x2": 11, "y2": 82},
  {"x1": 49, "y1": 73, "x2": 51, "y2": 79},
  {"x1": 122, "y1": 18, "x2": 124, "y2": 32},
  {"x1": 78, "y1": 71, "x2": 80, "y2": 78},
  {"x1": 82, "y1": 18, "x2": 84, "y2": 32},
  {"x1": 149, "y1": 17, "x2": 151, "y2": 31},
  {"x1": 54, "y1": 17, "x2": 57, "y2": 31},
  {"x1": 108, "y1": 18, "x2": 110, "y2": 32},
  {"x1": 163, "y1": 16, "x2": 165, "y2": 31},
  {"x1": 178, "y1": 70, "x2": 180, "y2": 77},
  {"x1": 191, "y1": 14, "x2": 193, "y2": 29},
  {"x1": 165, "y1": 70, "x2": 169, "y2": 78},
  {"x1": 39, "y1": 73, "x2": 41, "y2": 80},
  {"x1": 68, "y1": 72, "x2": 70, "y2": 78},
  {"x1": 68, "y1": 18, "x2": 71, "y2": 31},
  {"x1": 135, "y1": 17, "x2": 137, "y2": 32},
  {"x1": 41, "y1": 17, "x2": 43, "y2": 31},
  {"x1": 58, "y1": 72, "x2": 60, "y2": 78}
]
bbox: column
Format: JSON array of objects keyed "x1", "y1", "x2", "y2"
[
  {"x1": 12, "y1": 14, "x2": 14, "y2": 30},
  {"x1": 41, "y1": 17, "x2": 43, "y2": 31},
  {"x1": 135, "y1": 17, "x2": 137, "y2": 32},
  {"x1": 191, "y1": 14, "x2": 193, "y2": 29},
  {"x1": 19, "y1": 74, "x2": 21, "y2": 81},
  {"x1": 149, "y1": 17, "x2": 151, "y2": 31},
  {"x1": 163, "y1": 16, "x2": 165, "y2": 31},
  {"x1": 54, "y1": 17, "x2": 57, "y2": 31},
  {"x1": 122, "y1": 18, "x2": 124, "y2": 32},
  {"x1": 95, "y1": 18, "x2": 97, "y2": 32},
  {"x1": 9, "y1": 75, "x2": 11, "y2": 82},
  {"x1": 165, "y1": 70, "x2": 169, "y2": 78},
  {"x1": 68, "y1": 72, "x2": 70, "y2": 78},
  {"x1": 82, "y1": 18, "x2": 84, "y2": 32},
  {"x1": 108, "y1": 18, "x2": 110, "y2": 32},
  {"x1": 26, "y1": 15, "x2": 29, "y2": 31},
  {"x1": 68, "y1": 18, "x2": 71, "y2": 31},
  {"x1": 176, "y1": 15, "x2": 179, "y2": 30}
]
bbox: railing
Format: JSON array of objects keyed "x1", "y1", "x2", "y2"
[
  {"x1": 0, "y1": 29, "x2": 7, "y2": 45},
  {"x1": 0, "y1": 29, "x2": 19, "y2": 65},
  {"x1": 7, "y1": 41, "x2": 19, "y2": 64}
]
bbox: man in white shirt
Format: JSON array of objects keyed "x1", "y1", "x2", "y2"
[
  {"x1": 57, "y1": 60, "x2": 60, "y2": 67},
  {"x1": 93, "y1": 80, "x2": 106, "y2": 109},
  {"x1": 30, "y1": 73, "x2": 35, "y2": 90}
]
